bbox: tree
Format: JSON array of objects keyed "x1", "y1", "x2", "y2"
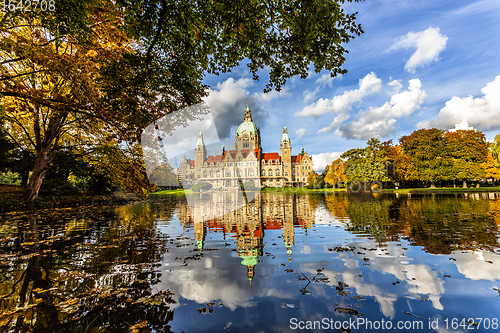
[
  {"x1": 482, "y1": 150, "x2": 500, "y2": 183},
  {"x1": 492, "y1": 134, "x2": 500, "y2": 167},
  {"x1": 341, "y1": 138, "x2": 391, "y2": 190},
  {"x1": 1, "y1": 1, "x2": 364, "y2": 201},
  {"x1": 324, "y1": 158, "x2": 347, "y2": 187},
  {"x1": 399, "y1": 128, "x2": 450, "y2": 187},
  {"x1": 306, "y1": 171, "x2": 319, "y2": 189},
  {"x1": 381, "y1": 140, "x2": 417, "y2": 187},
  {"x1": 444, "y1": 130, "x2": 488, "y2": 188}
]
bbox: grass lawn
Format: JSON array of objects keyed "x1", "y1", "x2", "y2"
[
  {"x1": 150, "y1": 189, "x2": 193, "y2": 195},
  {"x1": 382, "y1": 186, "x2": 500, "y2": 193}
]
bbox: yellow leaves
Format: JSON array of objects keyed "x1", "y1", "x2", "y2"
[
  {"x1": 86, "y1": 49, "x2": 99, "y2": 58},
  {"x1": 129, "y1": 321, "x2": 148, "y2": 333}
]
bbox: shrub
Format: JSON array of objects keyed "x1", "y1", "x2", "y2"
[{"x1": 191, "y1": 182, "x2": 212, "y2": 192}]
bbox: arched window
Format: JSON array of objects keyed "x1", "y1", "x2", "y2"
[
  {"x1": 203, "y1": 171, "x2": 207, "y2": 178},
  {"x1": 210, "y1": 171, "x2": 214, "y2": 178},
  {"x1": 269, "y1": 170, "x2": 273, "y2": 176},
  {"x1": 276, "y1": 169, "x2": 280, "y2": 176},
  {"x1": 243, "y1": 141, "x2": 249, "y2": 148},
  {"x1": 216, "y1": 171, "x2": 221, "y2": 178},
  {"x1": 226, "y1": 170, "x2": 231, "y2": 177},
  {"x1": 237, "y1": 169, "x2": 242, "y2": 177},
  {"x1": 262, "y1": 170, "x2": 266, "y2": 176},
  {"x1": 249, "y1": 169, "x2": 254, "y2": 177}
]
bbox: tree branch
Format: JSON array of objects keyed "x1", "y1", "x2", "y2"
[{"x1": 146, "y1": 0, "x2": 168, "y2": 70}]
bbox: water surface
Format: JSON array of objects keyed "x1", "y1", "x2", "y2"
[{"x1": 1, "y1": 192, "x2": 500, "y2": 332}]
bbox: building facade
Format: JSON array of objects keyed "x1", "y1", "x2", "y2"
[{"x1": 178, "y1": 103, "x2": 314, "y2": 188}]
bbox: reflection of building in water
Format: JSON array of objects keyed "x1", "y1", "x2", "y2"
[{"x1": 177, "y1": 193, "x2": 315, "y2": 284}]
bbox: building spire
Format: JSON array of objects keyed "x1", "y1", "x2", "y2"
[
  {"x1": 196, "y1": 131, "x2": 205, "y2": 146},
  {"x1": 244, "y1": 102, "x2": 253, "y2": 122},
  {"x1": 282, "y1": 124, "x2": 289, "y2": 142}
]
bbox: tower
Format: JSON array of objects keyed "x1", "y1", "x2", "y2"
[
  {"x1": 195, "y1": 131, "x2": 207, "y2": 177},
  {"x1": 280, "y1": 125, "x2": 292, "y2": 185},
  {"x1": 235, "y1": 103, "x2": 261, "y2": 150}
]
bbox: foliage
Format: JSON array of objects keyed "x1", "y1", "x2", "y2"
[
  {"x1": 241, "y1": 180, "x2": 257, "y2": 191},
  {"x1": 341, "y1": 138, "x2": 391, "y2": 186},
  {"x1": 444, "y1": 130, "x2": 488, "y2": 183},
  {"x1": 399, "y1": 128, "x2": 450, "y2": 185},
  {"x1": 191, "y1": 182, "x2": 212, "y2": 192},
  {"x1": 148, "y1": 162, "x2": 179, "y2": 187},
  {"x1": 306, "y1": 171, "x2": 318, "y2": 189},
  {"x1": 482, "y1": 151, "x2": 500, "y2": 180},
  {"x1": 492, "y1": 134, "x2": 500, "y2": 167},
  {"x1": 324, "y1": 158, "x2": 347, "y2": 186},
  {"x1": 1, "y1": 1, "x2": 364, "y2": 201}
]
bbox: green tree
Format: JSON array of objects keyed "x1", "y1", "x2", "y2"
[
  {"x1": 492, "y1": 134, "x2": 500, "y2": 167},
  {"x1": 399, "y1": 128, "x2": 450, "y2": 187},
  {"x1": 341, "y1": 138, "x2": 391, "y2": 190},
  {"x1": 444, "y1": 130, "x2": 489, "y2": 188},
  {"x1": 1, "y1": 1, "x2": 364, "y2": 201}
]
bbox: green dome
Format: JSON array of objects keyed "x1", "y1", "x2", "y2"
[{"x1": 236, "y1": 121, "x2": 257, "y2": 136}]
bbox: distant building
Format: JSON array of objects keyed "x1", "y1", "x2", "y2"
[
  {"x1": 449, "y1": 119, "x2": 474, "y2": 132},
  {"x1": 178, "y1": 103, "x2": 314, "y2": 188}
]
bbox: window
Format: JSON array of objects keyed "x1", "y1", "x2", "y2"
[
  {"x1": 216, "y1": 171, "x2": 221, "y2": 178},
  {"x1": 249, "y1": 169, "x2": 255, "y2": 177},
  {"x1": 303, "y1": 178, "x2": 305, "y2": 181},
  {"x1": 243, "y1": 141, "x2": 249, "y2": 148},
  {"x1": 275, "y1": 169, "x2": 280, "y2": 176},
  {"x1": 269, "y1": 170, "x2": 273, "y2": 176},
  {"x1": 210, "y1": 171, "x2": 214, "y2": 178},
  {"x1": 226, "y1": 170, "x2": 231, "y2": 177},
  {"x1": 262, "y1": 170, "x2": 266, "y2": 176},
  {"x1": 285, "y1": 172, "x2": 288, "y2": 176},
  {"x1": 203, "y1": 171, "x2": 207, "y2": 178},
  {"x1": 237, "y1": 169, "x2": 242, "y2": 177}
]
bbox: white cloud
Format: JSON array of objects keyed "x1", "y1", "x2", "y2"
[
  {"x1": 417, "y1": 75, "x2": 500, "y2": 130},
  {"x1": 315, "y1": 73, "x2": 339, "y2": 87},
  {"x1": 318, "y1": 113, "x2": 350, "y2": 133},
  {"x1": 390, "y1": 27, "x2": 447, "y2": 73},
  {"x1": 336, "y1": 79, "x2": 427, "y2": 140},
  {"x1": 296, "y1": 128, "x2": 307, "y2": 138},
  {"x1": 303, "y1": 87, "x2": 320, "y2": 103},
  {"x1": 296, "y1": 72, "x2": 382, "y2": 117},
  {"x1": 387, "y1": 79, "x2": 403, "y2": 95},
  {"x1": 311, "y1": 152, "x2": 343, "y2": 172},
  {"x1": 203, "y1": 77, "x2": 267, "y2": 139}
]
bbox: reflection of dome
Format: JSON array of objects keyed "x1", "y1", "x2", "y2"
[
  {"x1": 240, "y1": 255, "x2": 259, "y2": 266},
  {"x1": 236, "y1": 120, "x2": 257, "y2": 136}
]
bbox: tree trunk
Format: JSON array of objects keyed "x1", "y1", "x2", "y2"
[
  {"x1": 25, "y1": 148, "x2": 52, "y2": 201},
  {"x1": 430, "y1": 180, "x2": 436, "y2": 188},
  {"x1": 476, "y1": 182, "x2": 480, "y2": 188},
  {"x1": 453, "y1": 179, "x2": 456, "y2": 188},
  {"x1": 462, "y1": 179, "x2": 467, "y2": 188}
]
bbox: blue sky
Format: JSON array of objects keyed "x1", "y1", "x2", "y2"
[{"x1": 201, "y1": 0, "x2": 500, "y2": 171}]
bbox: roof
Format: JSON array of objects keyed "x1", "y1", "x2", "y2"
[
  {"x1": 236, "y1": 120, "x2": 258, "y2": 136},
  {"x1": 291, "y1": 154, "x2": 307, "y2": 163},
  {"x1": 223, "y1": 149, "x2": 260, "y2": 160},
  {"x1": 189, "y1": 160, "x2": 195, "y2": 167},
  {"x1": 262, "y1": 152, "x2": 281, "y2": 162},
  {"x1": 206, "y1": 155, "x2": 223, "y2": 164}
]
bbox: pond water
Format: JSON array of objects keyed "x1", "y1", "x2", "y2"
[{"x1": 1, "y1": 192, "x2": 500, "y2": 332}]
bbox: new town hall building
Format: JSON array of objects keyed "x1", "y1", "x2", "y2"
[{"x1": 178, "y1": 103, "x2": 314, "y2": 188}]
